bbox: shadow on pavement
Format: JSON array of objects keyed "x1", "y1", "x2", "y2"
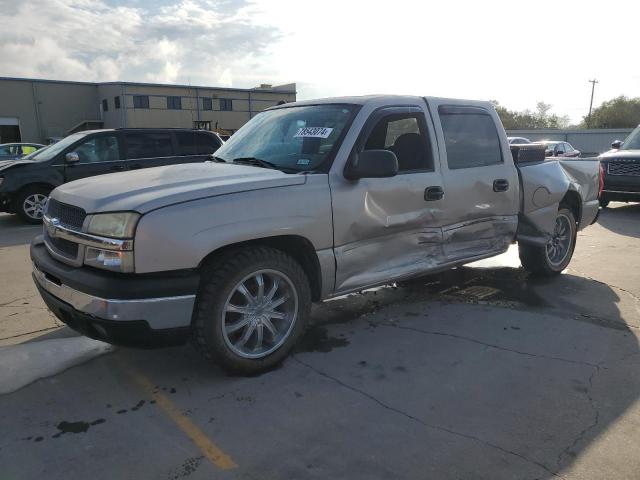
[
  {"x1": 0, "y1": 214, "x2": 41, "y2": 247},
  {"x1": 597, "y1": 203, "x2": 640, "y2": 238},
  {"x1": 1, "y1": 262, "x2": 638, "y2": 479}
]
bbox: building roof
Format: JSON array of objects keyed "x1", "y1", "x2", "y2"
[{"x1": 0, "y1": 76, "x2": 296, "y2": 94}]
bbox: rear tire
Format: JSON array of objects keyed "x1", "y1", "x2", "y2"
[
  {"x1": 191, "y1": 247, "x2": 311, "y2": 375},
  {"x1": 15, "y1": 186, "x2": 50, "y2": 224},
  {"x1": 519, "y1": 207, "x2": 577, "y2": 277},
  {"x1": 599, "y1": 198, "x2": 609, "y2": 208}
]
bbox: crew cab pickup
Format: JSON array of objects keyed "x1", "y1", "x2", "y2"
[
  {"x1": 598, "y1": 124, "x2": 640, "y2": 207},
  {"x1": 31, "y1": 95, "x2": 601, "y2": 374}
]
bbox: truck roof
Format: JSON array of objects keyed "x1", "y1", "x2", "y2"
[{"x1": 271, "y1": 95, "x2": 494, "y2": 110}]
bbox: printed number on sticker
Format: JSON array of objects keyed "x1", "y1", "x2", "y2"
[{"x1": 294, "y1": 127, "x2": 333, "y2": 139}]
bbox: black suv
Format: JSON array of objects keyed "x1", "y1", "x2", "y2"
[
  {"x1": 0, "y1": 128, "x2": 222, "y2": 223},
  {"x1": 599, "y1": 125, "x2": 640, "y2": 207}
]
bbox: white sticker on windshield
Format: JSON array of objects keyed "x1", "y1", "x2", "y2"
[{"x1": 294, "y1": 127, "x2": 333, "y2": 139}]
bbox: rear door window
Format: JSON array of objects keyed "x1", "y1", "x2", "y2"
[
  {"x1": 125, "y1": 132, "x2": 173, "y2": 159},
  {"x1": 175, "y1": 132, "x2": 199, "y2": 155},
  {"x1": 438, "y1": 107, "x2": 502, "y2": 169},
  {"x1": 196, "y1": 132, "x2": 221, "y2": 154}
]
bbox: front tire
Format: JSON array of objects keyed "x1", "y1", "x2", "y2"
[
  {"x1": 15, "y1": 186, "x2": 50, "y2": 224},
  {"x1": 599, "y1": 197, "x2": 609, "y2": 208},
  {"x1": 519, "y1": 207, "x2": 577, "y2": 277},
  {"x1": 192, "y1": 247, "x2": 311, "y2": 375}
]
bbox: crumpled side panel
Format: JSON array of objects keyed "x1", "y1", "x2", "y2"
[{"x1": 518, "y1": 160, "x2": 599, "y2": 240}]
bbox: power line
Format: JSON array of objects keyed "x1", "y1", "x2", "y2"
[{"x1": 587, "y1": 79, "x2": 599, "y2": 127}]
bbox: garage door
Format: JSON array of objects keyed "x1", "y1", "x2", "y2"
[{"x1": 0, "y1": 117, "x2": 21, "y2": 143}]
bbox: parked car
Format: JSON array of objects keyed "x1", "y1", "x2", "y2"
[
  {"x1": 598, "y1": 125, "x2": 640, "y2": 207},
  {"x1": 539, "y1": 140, "x2": 581, "y2": 158},
  {"x1": 31, "y1": 95, "x2": 601, "y2": 374},
  {"x1": 0, "y1": 128, "x2": 222, "y2": 223},
  {"x1": 507, "y1": 136, "x2": 531, "y2": 144},
  {"x1": 0, "y1": 143, "x2": 45, "y2": 161}
]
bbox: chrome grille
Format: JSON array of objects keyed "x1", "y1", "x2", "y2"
[
  {"x1": 46, "y1": 199, "x2": 86, "y2": 229},
  {"x1": 44, "y1": 231, "x2": 78, "y2": 258},
  {"x1": 608, "y1": 161, "x2": 640, "y2": 176}
]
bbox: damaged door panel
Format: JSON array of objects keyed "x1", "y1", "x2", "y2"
[{"x1": 330, "y1": 105, "x2": 446, "y2": 294}]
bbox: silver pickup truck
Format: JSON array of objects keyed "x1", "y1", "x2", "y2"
[{"x1": 31, "y1": 95, "x2": 601, "y2": 374}]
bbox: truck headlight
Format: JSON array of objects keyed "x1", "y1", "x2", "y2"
[
  {"x1": 87, "y1": 212, "x2": 140, "y2": 238},
  {"x1": 84, "y1": 247, "x2": 134, "y2": 273}
]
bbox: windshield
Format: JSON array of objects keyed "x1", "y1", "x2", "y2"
[
  {"x1": 214, "y1": 104, "x2": 358, "y2": 172},
  {"x1": 27, "y1": 132, "x2": 90, "y2": 162},
  {"x1": 621, "y1": 125, "x2": 640, "y2": 150}
]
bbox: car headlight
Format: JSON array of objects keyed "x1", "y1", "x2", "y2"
[
  {"x1": 84, "y1": 212, "x2": 139, "y2": 272},
  {"x1": 87, "y1": 212, "x2": 140, "y2": 238}
]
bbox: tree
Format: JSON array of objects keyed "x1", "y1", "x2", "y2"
[
  {"x1": 491, "y1": 101, "x2": 570, "y2": 129},
  {"x1": 582, "y1": 96, "x2": 640, "y2": 128}
]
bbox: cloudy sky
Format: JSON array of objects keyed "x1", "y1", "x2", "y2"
[{"x1": 1, "y1": 0, "x2": 638, "y2": 122}]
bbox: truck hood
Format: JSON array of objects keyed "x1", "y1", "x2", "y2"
[
  {"x1": 51, "y1": 162, "x2": 306, "y2": 214},
  {"x1": 599, "y1": 150, "x2": 640, "y2": 161}
]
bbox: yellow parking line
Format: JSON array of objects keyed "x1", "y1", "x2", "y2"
[{"x1": 121, "y1": 362, "x2": 238, "y2": 470}]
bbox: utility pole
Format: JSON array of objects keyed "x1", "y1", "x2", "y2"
[{"x1": 587, "y1": 79, "x2": 598, "y2": 128}]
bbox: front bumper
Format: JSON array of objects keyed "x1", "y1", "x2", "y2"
[{"x1": 31, "y1": 237, "x2": 199, "y2": 347}]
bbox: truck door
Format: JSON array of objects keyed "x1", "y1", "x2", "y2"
[
  {"x1": 426, "y1": 100, "x2": 519, "y2": 261},
  {"x1": 63, "y1": 133, "x2": 127, "y2": 182},
  {"x1": 330, "y1": 106, "x2": 445, "y2": 293}
]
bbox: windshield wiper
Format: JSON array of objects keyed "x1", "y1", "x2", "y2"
[
  {"x1": 209, "y1": 155, "x2": 227, "y2": 163},
  {"x1": 231, "y1": 157, "x2": 279, "y2": 170}
]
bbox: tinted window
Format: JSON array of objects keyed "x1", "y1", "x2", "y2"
[
  {"x1": 363, "y1": 113, "x2": 433, "y2": 171},
  {"x1": 74, "y1": 135, "x2": 120, "y2": 163},
  {"x1": 197, "y1": 133, "x2": 221, "y2": 154},
  {"x1": 167, "y1": 96, "x2": 182, "y2": 110},
  {"x1": 114, "y1": 96, "x2": 121, "y2": 109},
  {"x1": 102, "y1": 99, "x2": 108, "y2": 112},
  {"x1": 125, "y1": 132, "x2": 173, "y2": 159},
  {"x1": 439, "y1": 110, "x2": 502, "y2": 169},
  {"x1": 202, "y1": 97, "x2": 213, "y2": 111},
  {"x1": 133, "y1": 95, "x2": 149, "y2": 109},
  {"x1": 175, "y1": 132, "x2": 198, "y2": 155},
  {"x1": 220, "y1": 98, "x2": 233, "y2": 111}
]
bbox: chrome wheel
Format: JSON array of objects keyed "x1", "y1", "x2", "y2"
[
  {"x1": 23, "y1": 194, "x2": 47, "y2": 220},
  {"x1": 222, "y1": 269, "x2": 298, "y2": 359},
  {"x1": 546, "y1": 212, "x2": 572, "y2": 266}
]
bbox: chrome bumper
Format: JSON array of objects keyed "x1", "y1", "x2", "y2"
[{"x1": 32, "y1": 263, "x2": 195, "y2": 330}]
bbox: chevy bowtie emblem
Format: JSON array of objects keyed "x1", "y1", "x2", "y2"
[{"x1": 47, "y1": 217, "x2": 60, "y2": 236}]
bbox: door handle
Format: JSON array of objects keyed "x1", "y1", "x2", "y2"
[
  {"x1": 493, "y1": 179, "x2": 509, "y2": 192},
  {"x1": 110, "y1": 165, "x2": 126, "y2": 171},
  {"x1": 424, "y1": 186, "x2": 444, "y2": 201}
]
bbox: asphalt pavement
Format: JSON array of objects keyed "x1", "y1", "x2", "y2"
[{"x1": 0, "y1": 204, "x2": 639, "y2": 479}]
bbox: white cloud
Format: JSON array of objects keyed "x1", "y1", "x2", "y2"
[
  {"x1": 0, "y1": 0, "x2": 281, "y2": 87},
  {"x1": 1, "y1": 0, "x2": 639, "y2": 122}
]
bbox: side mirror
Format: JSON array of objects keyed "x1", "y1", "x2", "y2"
[
  {"x1": 344, "y1": 149, "x2": 398, "y2": 180},
  {"x1": 611, "y1": 140, "x2": 623, "y2": 149},
  {"x1": 65, "y1": 152, "x2": 80, "y2": 163}
]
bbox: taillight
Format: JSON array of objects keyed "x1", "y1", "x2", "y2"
[{"x1": 598, "y1": 162, "x2": 605, "y2": 198}]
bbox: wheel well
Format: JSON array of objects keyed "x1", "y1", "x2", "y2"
[
  {"x1": 17, "y1": 183, "x2": 56, "y2": 196},
  {"x1": 560, "y1": 190, "x2": 582, "y2": 227},
  {"x1": 199, "y1": 236, "x2": 323, "y2": 301}
]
